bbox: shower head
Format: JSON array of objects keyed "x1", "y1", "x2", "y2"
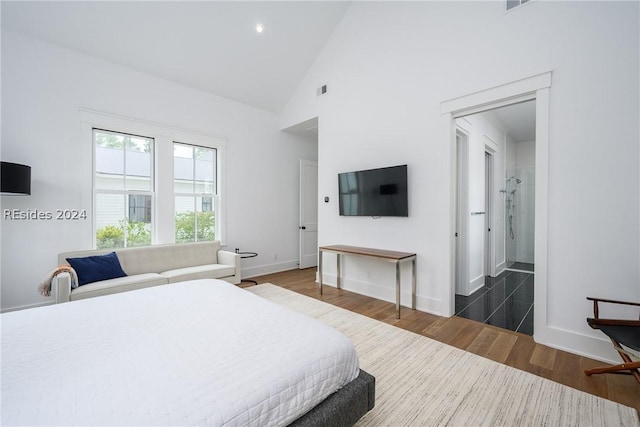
[{"x1": 507, "y1": 176, "x2": 522, "y2": 184}]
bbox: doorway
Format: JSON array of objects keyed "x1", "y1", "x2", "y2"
[
  {"x1": 442, "y1": 69, "x2": 550, "y2": 338},
  {"x1": 453, "y1": 101, "x2": 536, "y2": 335}
]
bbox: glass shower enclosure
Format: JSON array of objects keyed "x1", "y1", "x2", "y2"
[{"x1": 505, "y1": 147, "x2": 535, "y2": 273}]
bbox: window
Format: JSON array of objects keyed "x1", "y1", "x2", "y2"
[
  {"x1": 174, "y1": 143, "x2": 216, "y2": 243},
  {"x1": 86, "y1": 109, "x2": 227, "y2": 249},
  {"x1": 94, "y1": 129, "x2": 154, "y2": 249}
]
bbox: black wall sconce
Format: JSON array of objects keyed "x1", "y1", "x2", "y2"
[{"x1": 1, "y1": 161, "x2": 31, "y2": 195}]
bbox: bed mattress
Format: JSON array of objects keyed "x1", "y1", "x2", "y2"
[{"x1": 1, "y1": 279, "x2": 360, "y2": 426}]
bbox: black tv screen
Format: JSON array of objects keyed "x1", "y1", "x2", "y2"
[{"x1": 338, "y1": 165, "x2": 408, "y2": 217}]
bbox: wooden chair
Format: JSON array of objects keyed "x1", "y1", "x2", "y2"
[{"x1": 585, "y1": 297, "x2": 640, "y2": 384}]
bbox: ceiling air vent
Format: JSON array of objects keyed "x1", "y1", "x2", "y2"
[{"x1": 506, "y1": 0, "x2": 529, "y2": 11}]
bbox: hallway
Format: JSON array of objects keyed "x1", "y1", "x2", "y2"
[{"x1": 455, "y1": 270, "x2": 534, "y2": 335}]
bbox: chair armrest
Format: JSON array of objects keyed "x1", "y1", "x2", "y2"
[
  {"x1": 588, "y1": 318, "x2": 640, "y2": 327},
  {"x1": 53, "y1": 272, "x2": 72, "y2": 304},
  {"x1": 587, "y1": 296, "x2": 640, "y2": 320},
  {"x1": 217, "y1": 250, "x2": 241, "y2": 284},
  {"x1": 587, "y1": 297, "x2": 640, "y2": 307}
]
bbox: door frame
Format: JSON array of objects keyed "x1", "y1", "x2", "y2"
[
  {"x1": 441, "y1": 71, "x2": 551, "y2": 342},
  {"x1": 454, "y1": 128, "x2": 470, "y2": 295},
  {"x1": 484, "y1": 147, "x2": 495, "y2": 278}
]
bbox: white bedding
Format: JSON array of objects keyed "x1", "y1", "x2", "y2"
[{"x1": 1, "y1": 279, "x2": 360, "y2": 426}]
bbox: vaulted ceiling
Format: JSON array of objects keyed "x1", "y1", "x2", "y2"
[
  {"x1": 2, "y1": 1, "x2": 351, "y2": 113},
  {"x1": 3, "y1": 1, "x2": 534, "y2": 137}
]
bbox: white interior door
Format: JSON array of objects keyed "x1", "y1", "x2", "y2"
[
  {"x1": 299, "y1": 159, "x2": 318, "y2": 269},
  {"x1": 484, "y1": 150, "x2": 494, "y2": 277}
]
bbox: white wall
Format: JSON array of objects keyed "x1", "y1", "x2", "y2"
[
  {"x1": 0, "y1": 30, "x2": 317, "y2": 311},
  {"x1": 281, "y1": 1, "x2": 639, "y2": 361}
]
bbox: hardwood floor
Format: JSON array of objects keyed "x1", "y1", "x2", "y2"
[{"x1": 248, "y1": 268, "x2": 640, "y2": 414}]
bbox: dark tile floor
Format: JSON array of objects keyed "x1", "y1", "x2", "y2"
[{"x1": 455, "y1": 270, "x2": 534, "y2": 335}]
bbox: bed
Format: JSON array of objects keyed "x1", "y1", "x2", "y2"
[{"x1": 1, "y1": 279, "x2": 374, "y2": 426}]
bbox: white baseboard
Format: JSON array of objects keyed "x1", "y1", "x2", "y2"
[
  {"x1": 242, "y1": 260, "x2": 300, "y2": 279},
  {"x1": 318, "y1": 272, "x2": 444, "y2": 316},
  {"x1": 455, "y1": 274, "x2": 485, "y2": 296},
  {"x1": 1, "y1": 300, "x2": 54, "y2": 313},
  {"x1": 534, "y1": 324, "x2": 620, "y2": 364}
]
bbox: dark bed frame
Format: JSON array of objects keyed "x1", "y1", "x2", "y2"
[{"x1": 289, "y1": 369, "x2": 375, "y2": 427}]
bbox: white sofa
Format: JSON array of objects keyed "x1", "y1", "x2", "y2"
[{"x1": 54, "y1": 241, "x2": 241, "y2": 303}]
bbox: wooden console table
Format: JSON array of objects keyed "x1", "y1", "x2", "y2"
[{"x1": 318, "y1": 245, "x2": 416, "y2": 319}]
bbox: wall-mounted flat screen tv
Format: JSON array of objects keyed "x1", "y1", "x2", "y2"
[{"x1": 338, "y1": 164, "x2": 408, "y2": 217}]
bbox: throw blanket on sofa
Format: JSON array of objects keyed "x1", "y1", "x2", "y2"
[{"x1": 38, "y1": 266, "x2": 78, "y2": 297}]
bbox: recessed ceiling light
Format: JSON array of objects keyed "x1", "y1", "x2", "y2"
[{"x1": 255, "y1": 24, "x2": 264, "y2": 33}]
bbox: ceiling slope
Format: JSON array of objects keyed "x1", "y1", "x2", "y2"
[{"x1": 2, "y1": 1, "x2": 350, "y2": 113}]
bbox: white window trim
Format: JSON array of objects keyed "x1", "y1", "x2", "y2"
[{"x1": 81, "y1": 108, "x2": 228, "y2": 247}]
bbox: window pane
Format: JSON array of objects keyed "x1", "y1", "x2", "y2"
[
  {"x1": 126, "y1": 176, "x2": 152, "y2": 191},
  {"x1": 95, "y1": 193, "x2": 126, "y2": 249},
  {"x1": 125, "y1": 136, "x2": 152, "y2": 190},
  {"x1": 128, "y1": 195, "x2": 152, "y2": 223},
  {"x1": 95, "y1": 130, "x2": 152, "y2": 191},
  {"x1": 175, "y1": 196, "x2": 196, "y2": 243},
  {"x1": 174, "y1": 143, "x2": 215, "y2": 194},
  {"x1": 202, "y1": 196, "x2": 213, "y2": 212},
  {"x1": 96, "y1": 171, "x2": 124, "y2": 190},
  {"x1": 125, "y1": 151, "x2": 152, "y2": 189},
  {"x1": 195, "y1": 147, "x2": 215, "y2": 194},
  {"x1": 174, "y1": 196, "x2": 215, "y2": 243},
  {"x1": 174, "y1": 144, "x2": 194, "y2": 193},
  {"x1": 125, "y1": 219, "x2": 152, "y2": 248},
  {"x1": 196, "y1": 196, "x2": 215, "y2": 242},
  {"x1": 95, "y1": 141, "x2": 125, "y2": 189},
  {"x1": 94, "y1": 129, "x2": 154, "y2": 249}
]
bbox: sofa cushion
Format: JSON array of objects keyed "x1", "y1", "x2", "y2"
[
  {"x1": 115, "y1": 241, "x2": 221, "y2": 276},
  {"x1": 161, "y1": 265, "x2": 236, "y2": 284},
  {"x1": 66, "y1": 252, "x2": 127, "y2": 286},
  {"x1": 69, "y1": 273, "x2": 168, "y2": 301}
]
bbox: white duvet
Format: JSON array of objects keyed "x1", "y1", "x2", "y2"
[{"x1": 1, "y1": 279, "x2": 359, "y2": 426}]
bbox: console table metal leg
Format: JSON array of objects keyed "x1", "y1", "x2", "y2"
[
  {"x1": 412, "y1": 258, "x2": 416, "y2": 310},
  {"x1": 395, "y1": 261, "x2": 401, "y2": 319},
  {"x1": 318, "y1": 250, "x2": 323, "y2": 295},
  {"x1": 337, "y1": 253, "x2": 341, "y2": 290}
]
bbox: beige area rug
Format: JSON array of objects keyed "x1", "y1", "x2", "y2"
[{"x1": 247, "y1": 284, "x2": 639, "y2": 427}]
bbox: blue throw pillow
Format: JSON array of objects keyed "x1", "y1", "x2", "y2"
[{"x1": 66, "y1": 252, "x2": 127, "y2": 286}]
